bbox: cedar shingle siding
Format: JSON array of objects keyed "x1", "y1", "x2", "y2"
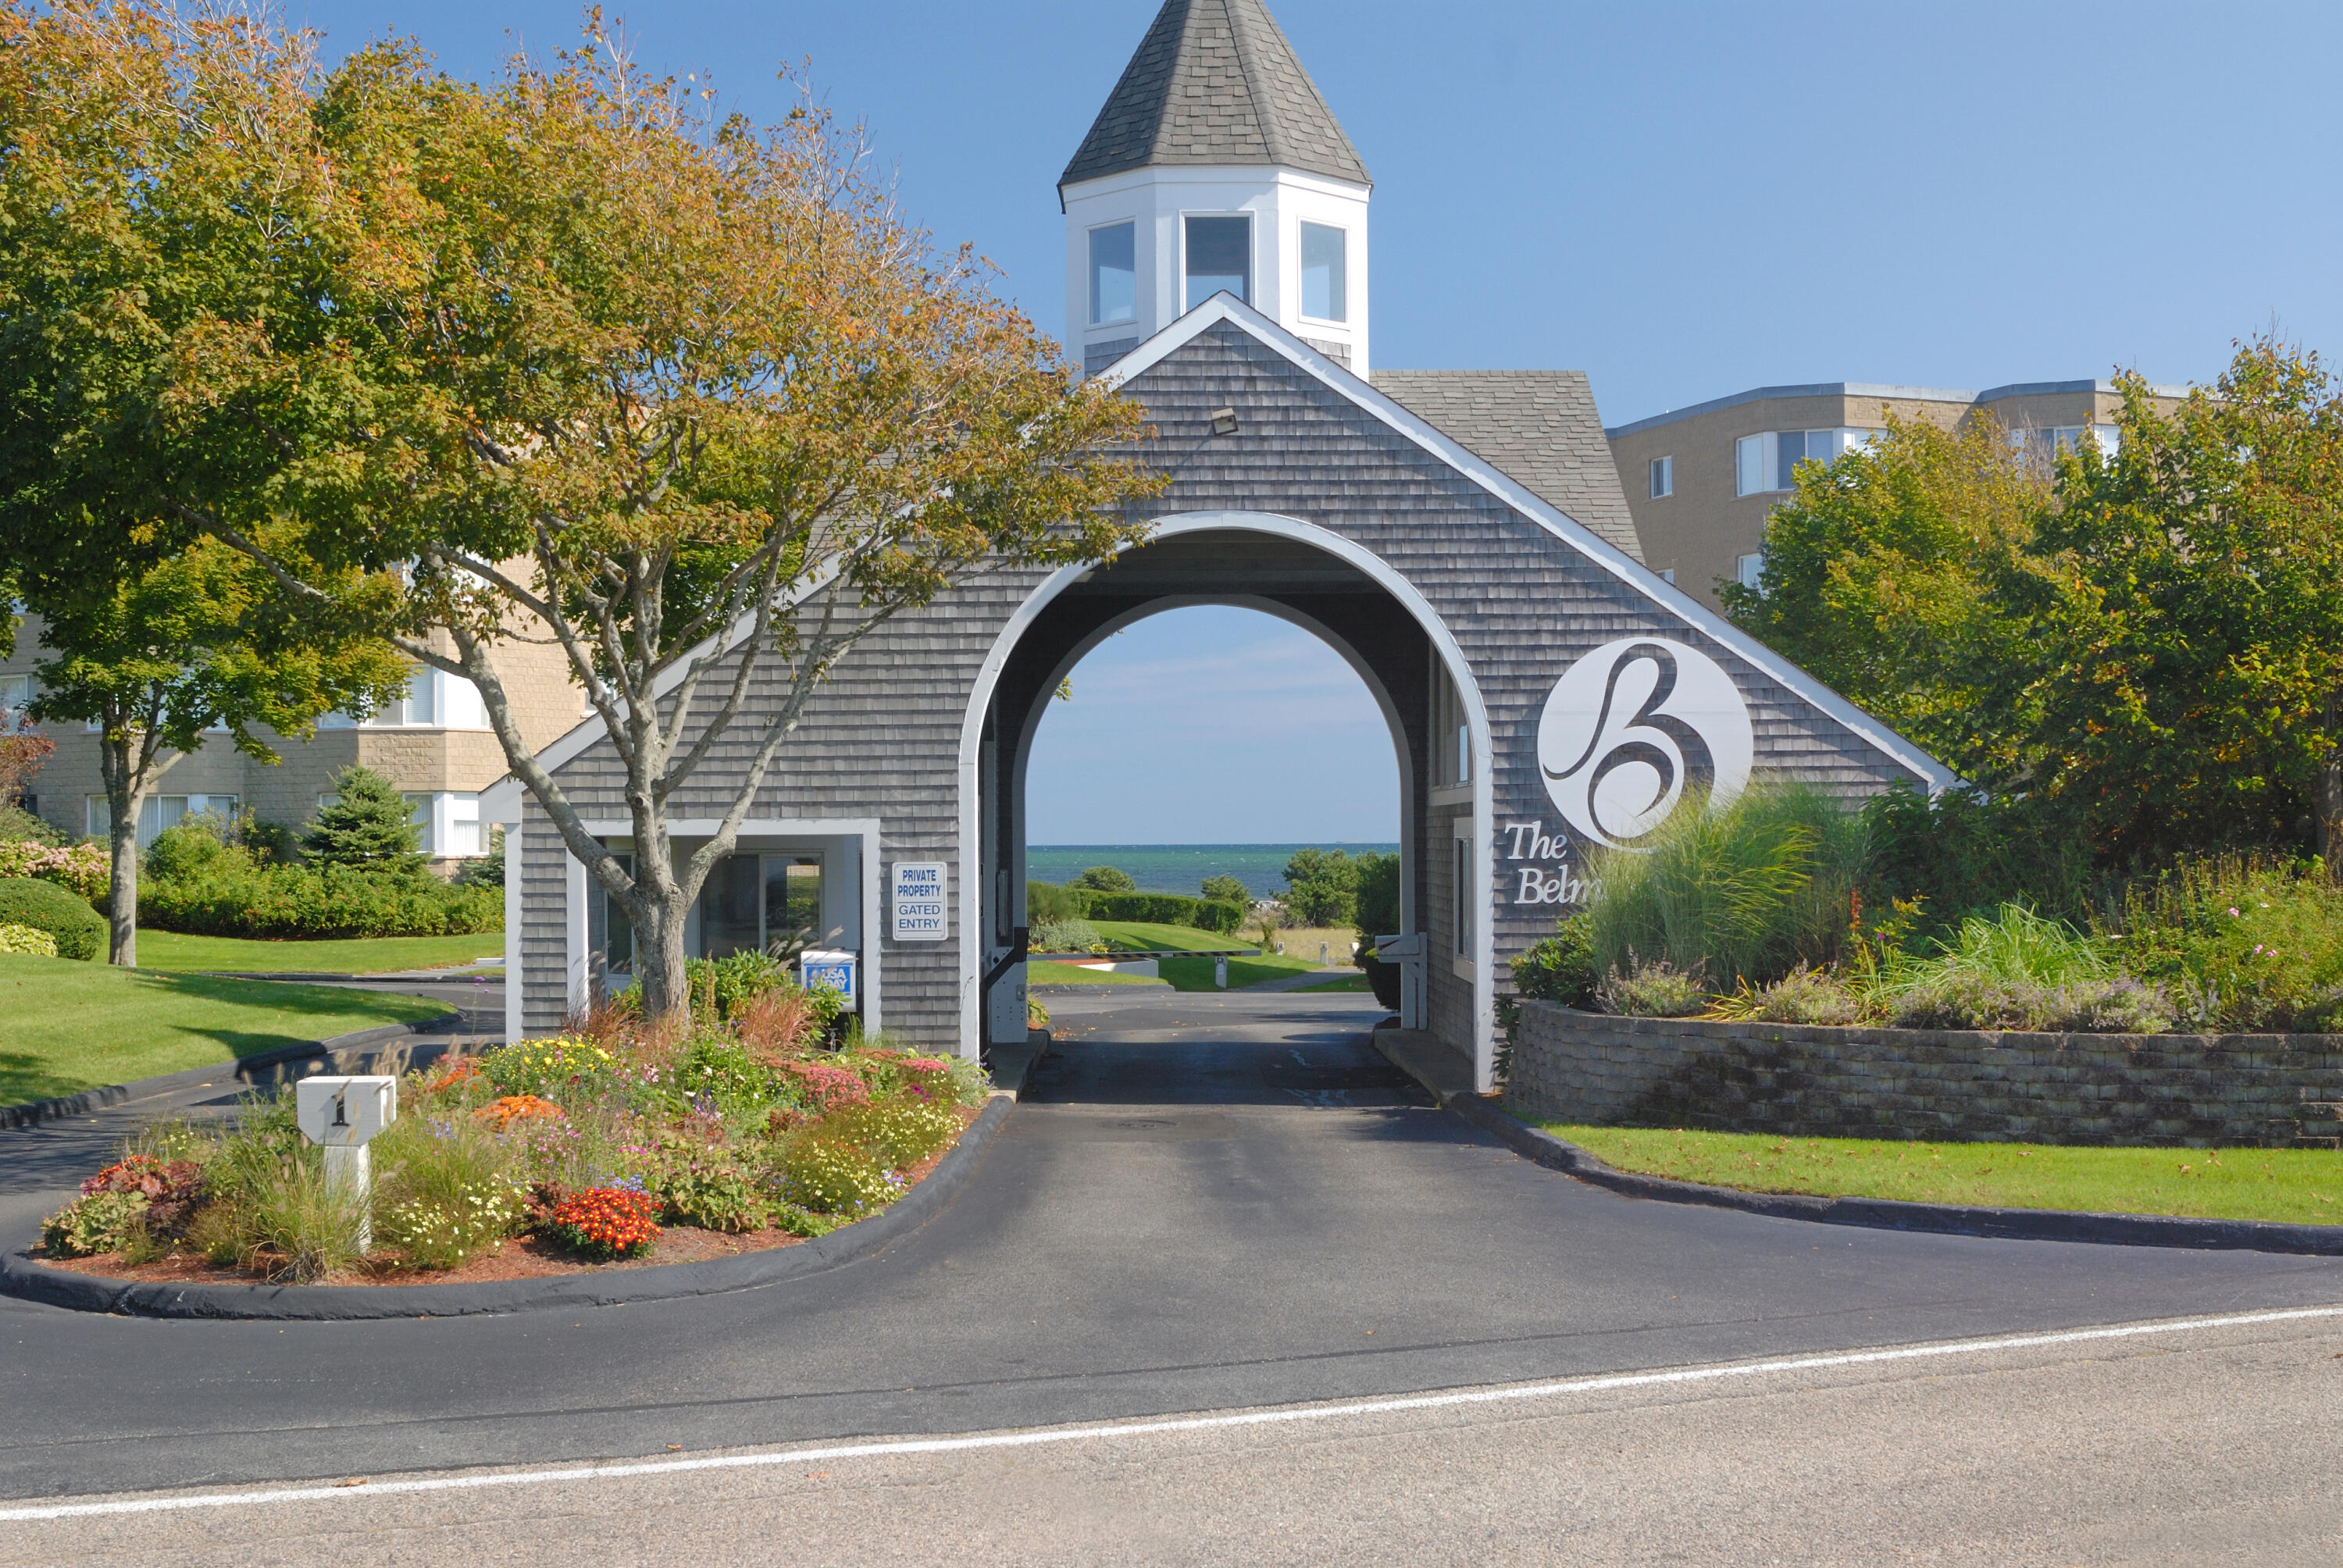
[{"x1": 519, "y1": 308, "x2": 1940, "y2": 1071}]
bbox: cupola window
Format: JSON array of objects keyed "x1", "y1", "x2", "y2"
[
  {"x1": 1300, "y1": 222, "x2": 1346, "y2": 322},
  {"x1": 1088, "y1": 222, "x2": 1136, "y2": 326},
  {"x1": 1183, "y1": 215, "x2": 1252, "y2": 310}
]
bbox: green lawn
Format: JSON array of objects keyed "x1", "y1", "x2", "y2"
[
  {"x1": 0, "y1": 953, "x2": 451, "y2": 1106},
  {"x1": 1027, "y1": 959, "x2": 1166, "y2": 986},
  {"x1": 134, "y1": 930, "x2": 504, "y2": 975},
  {"x1": 1541, "y1": 1121, "x2": 2343, "y2": 1228},
  {"x1": 1159, "y1": 951, "x2": 1332, "y2": 992},
  {"x1": 1086, "y1": 919, "x2": 1254, "y2": 953}
]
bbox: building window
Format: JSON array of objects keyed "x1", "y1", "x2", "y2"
[
  {"x1": 592, "y1": 853, "x2": 636, "y2": 974},
  {"x1": 320, "y1": 668, "x2": 490, "y2": 729},
  {"x1": 1648, "y1": 455, "x2": 1672, "y2": 499},
  {"x1": 2013, "y1": 424, "x2": 2120, "y2": 461},
  {"x1": 1735, "y1": 429, "x2": 1879, "y2": 496},
  {"x1": 0, "y1": 673, "x2": 30, "y2": 719},
  {"x1": 1453, "y1": 835, "x2": 1475, "y2": 957},
  {"x1": 1736, "y1": 553, "x2": 1767, "y2": 591},
  {"x1": 395, "y1": 791, "x2": 486, "y2": 856},
  {"x1": 1299, "y1": 221, "x2": 1346, "y2": 322},
  {"x1": 1183, "y1": 215, "x2": 1251, "y2": 310},
  {"x1": 1660, "y1": 568, "x2": 1676, "y2": 585},
  {"x1": 694, "y1": 853, "x2": 823, "y2": 960},
  {"x1": 1089, "y1": 221, "x2": 1136, "y2": 326},
  {"x1": 87, "y1": 793, "x2": 237, "y2": 848}
]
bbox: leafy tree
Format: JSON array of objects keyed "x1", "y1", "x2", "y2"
[
  {"x1": 1350, "y1": 852, "x2": 1400, "y2": 940},
  {"x1": 1075, "y1": 865, "x2": 1138, "y2": 893},
  {"x1": 23, "y1": 545, "x2": 404, "y2": 965},
  {"x1": 0, "y1": 4, "x2": 408, "y2": 964},
  {"x1": 1282, "y1": 847, "x2": 1358, "y2": 926},
  {"x1": 2010, "y1": 344, "x2": 2343, "y2": 864},
  {"x1": 1200, "y1": 873, "x2": 1250, "y2": 907},
  {"x1": 305, "y1": 766, "x2": 426, "y2": 874},
  {"x1": 92, "y1": 18, "x2": 1167, "y2": 1021},
  {"x1": 1720, "y1": 411, "x2": 2049, "y2": 782}
]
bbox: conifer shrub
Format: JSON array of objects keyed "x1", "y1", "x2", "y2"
[{"x1": 305, "y1": 765, "x2": 426, "y2": 872}]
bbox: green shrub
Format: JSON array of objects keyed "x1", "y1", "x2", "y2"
[
  {"x1": 1594, "y1": 957, "x2": 1708, "y2": 1017},
  {"x1": 1717, "y1": 965, "x2": 1864, "y2": 1025},
  {"x1": 1026, "y1": 880, "x2": 1081, "y2": 925},
  {"x1": 477, "y1": 1035, "x2": 626, "y2": 1100},
  {"x1": 1860, "y1": 782, "x2": 2097, "y2": 933},
  {"x1": 0, "y1": 921, "x2": 57, "y2": 956},
  {"x1": 457, "y1": 826, "x2": 505, "y2": 888},
  {"x1": 1075, "y1": 864, "x2": 1137, "y2": 893},
  {"x1": 140, "y1": 825, "x2": 501, "y2": 939},
  {"x1": 1588, "y1": 782, "x2": 1865, "y2": 989},
  {"x1": 1512, "y1": 912, "x2": 1597, "y2": 1010},
  {"x1": 1201, "y1": 873, "x2": 1250, "y2": 908},
  {"x1": 1032, "y1": 917, "x2": 1102, "y2": 953},
  {"x1": 681, "y1": 951, "x2": 791, "y2": 1019},
  {"x1": 669, "y1": 1033, "x2": 776, "y2": 1113},
  {"x1": 1351, "y1": 852, "x2": 1400, "y2": 941},
  {"x1": 305, "y1": 764, "x2": 426, "y2": 873},
  {"x1": 40, "y1": 1191, "x2": 149, "y2": 1257},
  {"x1": 2109, "y1": 856, "x2": 2343, "y2": 1032},
  {"x1": 1890, "y1": 975, "x2": 2171, "y2": 1034},
  {"x1": 653, "y1": 1139, "x2": 767, "y2": 1232},
  {"x1": 0, "y1": 805, "x2": 63, "y2": 846},
  {"x1": 0, "y1": 876, "x2": 105, "y2": 959},
  {"x1": 822, "y1": 1095, "x2": 961, "y2": 1170}
]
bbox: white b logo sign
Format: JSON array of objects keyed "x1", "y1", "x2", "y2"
[{"x1": 1538, "y1": 637, "x2": 1753, "y2": 850}]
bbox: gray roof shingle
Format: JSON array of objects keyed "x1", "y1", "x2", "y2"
[
  {"x1": 1061, "y1": 0, "x2": 1370, "y2": 191},
  {"x1": 1371, "y1": 371, "x2": 1646, "y2": 561}
]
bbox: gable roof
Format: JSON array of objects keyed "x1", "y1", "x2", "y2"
[
  {"x1": 1061, "y1": 0, "x2": 1370, "y2": 192},
  {"x1": 1371, "y1": 371, "x2": 1644, "y2": 561},
  {"x1": 1103, "y1": 296, "x2": 1956, "y2": 794}
]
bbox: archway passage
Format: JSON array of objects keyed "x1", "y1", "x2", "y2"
[{"x1": 972, "y1": 522, "x2": 1477, "y2": 1057}]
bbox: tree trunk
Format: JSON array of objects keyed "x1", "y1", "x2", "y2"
[{"x1": 107, "y1": 807, "x2": 139, "y2": 968}]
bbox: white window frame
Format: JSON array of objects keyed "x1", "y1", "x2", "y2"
[
  {"x1": 1736, "y1": 553, "x2": 1767, "y2": 591},
  {"x1": 1181, "y1": 211, "x2": 1254, "y2": 312},
  {"x1": 1296, "y1": 219, "x2": 1347, "y2": 324},
  {"x1": 1648, "y1": 455, "x2": 1673, "y2": 499},
  {"x1": 1087, "y1": 219, "x2": 1137, "y2": 328},
  {"x1": 87, "y1": 793, "x2": 238, "y2": 848}
]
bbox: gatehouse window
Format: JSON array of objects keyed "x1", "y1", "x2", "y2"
[
  {"x1": 1089, "y1": 221, "x2": 1136, "y2": 326},
  {"x1": 1300, "y1": 221, "x2": 1346, "y2": 322},
  {"x1": 694, "y1": 853, "x2": 824, "y2": 959},
  {"x1": 1184, "y1": 215, "x2": 1251, "y2": 310}
]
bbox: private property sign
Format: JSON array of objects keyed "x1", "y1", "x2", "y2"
[{"x1": 890, "y1": 861, "x2": 947, "y2": 941}]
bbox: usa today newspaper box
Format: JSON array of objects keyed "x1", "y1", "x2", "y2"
[{"x1": 799, "y1": 949, "x2": 858, "y2": 1013}]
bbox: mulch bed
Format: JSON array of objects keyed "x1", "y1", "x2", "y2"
[{"x1": 36, "y1": 1105, "x2": 975, "y2": 1288}]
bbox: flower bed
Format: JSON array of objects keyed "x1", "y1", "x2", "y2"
[{"x1": 32, "y1": 991, "x2": 991, "y2": 1286}]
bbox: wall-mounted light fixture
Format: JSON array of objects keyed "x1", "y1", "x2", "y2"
[{"x1": 1209, "y1": 407, "x2": 1240, "y2": 437}]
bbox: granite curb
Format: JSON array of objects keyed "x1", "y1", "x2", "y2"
[
  {"x1": 0, "y1": 1093, "x2": 1013, "y2": 1320},
  {"x1": 0, "y1": 1016, "x2": 465, "y2": 1131},
  {"x1": 1368, "y1": 1030, "x2": 2343, "y2": 1257}
]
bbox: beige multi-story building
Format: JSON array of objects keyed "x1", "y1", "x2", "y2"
[
  {"x1": 0, "y1": 620, "x2": 576, "y2": 870},
  {"x1": 1606, "y1": 378, "x2": 2186, "y2": 612}
]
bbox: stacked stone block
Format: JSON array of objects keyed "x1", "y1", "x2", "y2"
[{"x1": 1509, "y1": 1001, "x2": 2343, "y2": 1149}]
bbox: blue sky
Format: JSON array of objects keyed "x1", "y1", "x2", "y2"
[{"x1": 291, "y1": 0, "x2": 2343, "y2": 843}]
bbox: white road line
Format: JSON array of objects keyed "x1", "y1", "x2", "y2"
[{"x1": 7, "y1": 1304, "x2": 2338, "y2": 1523}]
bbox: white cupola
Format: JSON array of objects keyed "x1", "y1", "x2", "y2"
[{"x1": 1060, "y1": 0, "x2": 1371, "y2": 378}]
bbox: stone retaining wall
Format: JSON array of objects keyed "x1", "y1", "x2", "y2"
[{"x1": 1508, "y1": 1002, "x2": 2343, "y2": 1148}]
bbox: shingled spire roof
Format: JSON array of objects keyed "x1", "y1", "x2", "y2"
[{"x1": 1060, "y1": 0, "x2": 1370, "y2": 193}]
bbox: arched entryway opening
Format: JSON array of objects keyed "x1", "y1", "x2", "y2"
[{"x1": 957, "y1": 511, "x2": 1496, "y2": 1080}]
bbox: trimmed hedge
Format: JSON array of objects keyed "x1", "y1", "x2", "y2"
[
  {"x1": 1066, "y1": 888, "x2": 1245, "y2": 934},
  {"x1": 141, "y1": 861, "x2": 502, "y2": 939},
  {"x1": 0, "y1": 876, "x2": 106, "y2": 960}
]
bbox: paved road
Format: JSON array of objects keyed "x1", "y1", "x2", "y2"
[
  {"x1": 9, "y1": 1310, "x2": 2339, "y2": 1564},
  {"x1": 4, "y1": 986, "x2": 2340, "y2": 1545}
]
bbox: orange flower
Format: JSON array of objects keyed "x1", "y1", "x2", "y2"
[{"x1": 477, "y1": 1094, "x2": 566, "y2": 1131}]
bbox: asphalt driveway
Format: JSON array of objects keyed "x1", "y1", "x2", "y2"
[{"x1": 3, "y1": 986, "x2": 2340, "y2": 1505}]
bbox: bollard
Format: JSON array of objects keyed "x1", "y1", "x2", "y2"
[
  {"x1": 294, "y1": 1075, "x2": 397, "y2": 1253},
  {"x1": 1214, "y1": 955, "x2": 1228, "y2": 989}
]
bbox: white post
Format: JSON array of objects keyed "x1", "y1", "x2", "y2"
[
  {"x1": 296, "y1": 1075, "x2": 397, "y2": 1257},
  {"x1": 1214, "y1": 955, "x2": 1228, "y2": 989}
]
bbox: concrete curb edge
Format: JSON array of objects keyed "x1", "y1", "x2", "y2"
[
  {"x1": 0, "y1": 1016, "x2": 465, "y2": 1131},
  {"x1": 1369, "y1": 1032, "x2": 2343, "y2": 1257},
  {"x1": 0, "y1": 1093, "x2": 1014, "y2": 1320}
]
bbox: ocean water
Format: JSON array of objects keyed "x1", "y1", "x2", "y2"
[{"x1": 1026, "y1": 843, "x2": 1399, "y2": 901}]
